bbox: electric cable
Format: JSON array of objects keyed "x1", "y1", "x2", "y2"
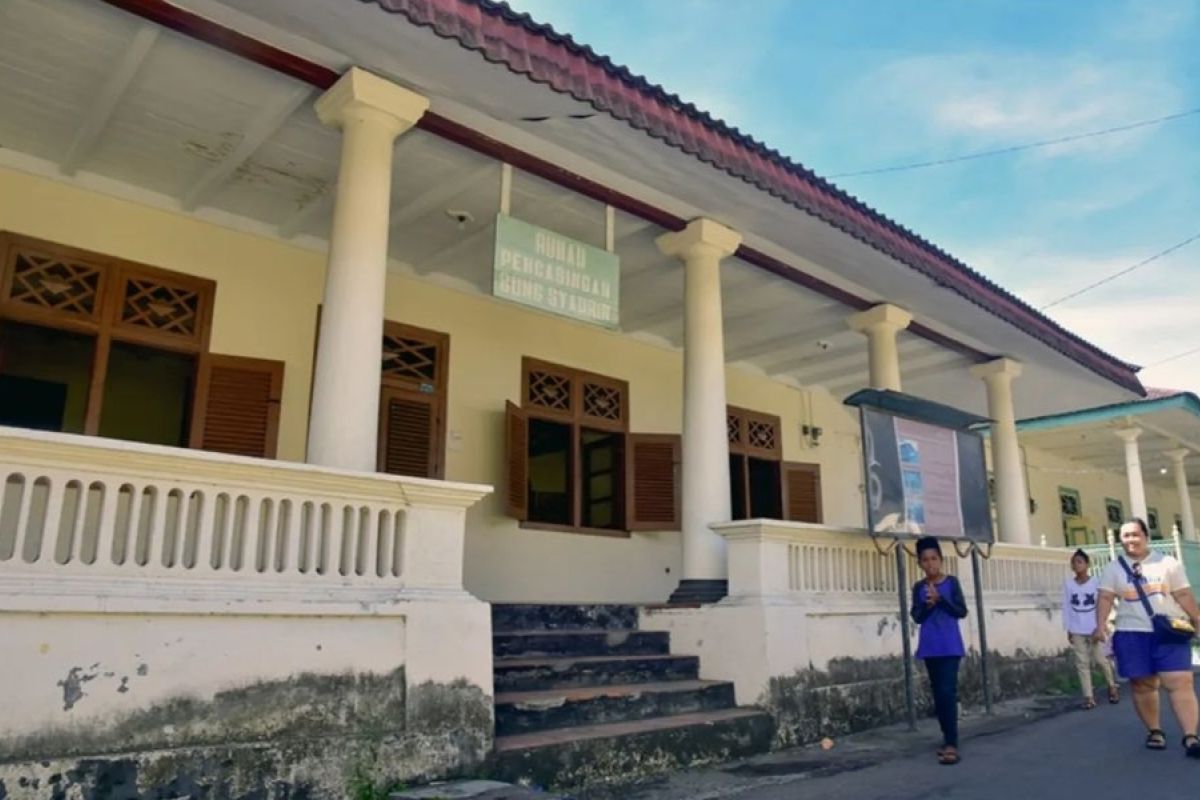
[{"x1": 829, "y1": 107, "x2": 1200, "y2": 179}]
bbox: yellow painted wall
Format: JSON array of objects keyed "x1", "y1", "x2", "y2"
[
  {"x1": 383, "y1": 272, "x2": 867, "y2": 601},
  {"x1": 0, "y1": 167, "x2": 325, "y2": 462},
  {"x1": 0, "y1": 165, "x2": 889, "y2": 603}
]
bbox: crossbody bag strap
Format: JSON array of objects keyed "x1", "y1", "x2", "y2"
[{"x1": 1117, "y1": 556, "x2": 1156, "y2": 618}]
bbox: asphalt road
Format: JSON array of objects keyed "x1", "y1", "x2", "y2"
[{"x1": 721, "y1": 682, "x2": 1200, "y2": 799}]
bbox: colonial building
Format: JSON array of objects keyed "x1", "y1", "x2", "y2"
[{"x1": 0, "y1": 0, "x2": 1177, "y2": 796}]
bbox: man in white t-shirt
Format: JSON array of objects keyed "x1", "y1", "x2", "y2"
[{"x1": 1095, "y1": 518, "x2": 1200, "y2": 757}]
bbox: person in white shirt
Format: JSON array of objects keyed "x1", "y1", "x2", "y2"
[
  {"x1": 1095, "y1": 518, "x2": 1200, "y2": 757},
  {"x1": 1063, "y1": 548, "x2": 1118, "y2": 708}
]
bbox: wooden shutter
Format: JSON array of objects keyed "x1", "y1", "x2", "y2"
[
  {"x1": 783, "y1": 462, "x2": 822, "y2": 523},
  {"x1": 626, "y1": 433, "x2": 681, "y2": 531},
  {"x1": 378, "y1": 388, "x2": 436, "y2": 477},
  {"x1": 505, "y1": 401, "x2": 529, "y2": 521},
  {"x1": 190, "y1": 354, "x2": 283, "y2": 458}
]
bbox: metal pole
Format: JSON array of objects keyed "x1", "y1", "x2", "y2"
[
  {"x1": 896, "y1": 545, "x2": 917, "y2": 731},
  {"x1": 971, "y1": 548, "x2": 993, "y2": 715}
]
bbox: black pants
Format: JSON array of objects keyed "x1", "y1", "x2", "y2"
[{"x1": 924, "y1": 656, "x2": 961, "y2": 748}]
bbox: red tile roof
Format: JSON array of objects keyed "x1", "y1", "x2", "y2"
[{"x1": 365, "y1": 0, "x2": 1143, "y2": 394}]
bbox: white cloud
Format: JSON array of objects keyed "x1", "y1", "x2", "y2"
[{"x1": 854, "y1": 51, "x2": 1182, "y2": 161}]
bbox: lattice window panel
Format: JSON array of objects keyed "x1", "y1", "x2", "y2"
[
  {"x1": 528, "y1": 371, "x2": 571, "y2": 412},
  {"x1": 583, "y1": 382, "x2": 622, "y2": 422},
  {"x1": 5, "y1": 252, "x2": 102, "y2": 320},
  {"x1": 747, "y1": 419, "x2": 777, "y2": 452},
  {"x1": 727, "y1": 414, "x2": 742, "y2": 445},
  {"x1": 119, "y1": 277, "x2": 201, "y2": 338},
  {"x1": 382, "y1": 335, "x2": 438, "y2": 383},
  {"x1": 1059, "y1": 494, "x2": 1080, "y2": 517}
]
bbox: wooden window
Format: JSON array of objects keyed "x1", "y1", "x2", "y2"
[
  {"x1": 190, "y1": 354, "x2": 283, "y2": 458},
  {"x1": 726, "y1": 405, "x2": 821, "y2": 523},
  {"x1": 0, "y1": 231, "x2": 284, "y2": 457},
  {"x1": 783, "y1": 462, "x2": 823, "y2": 523},
  {"x1": 377, "y1": 322, "x2": 448, "y2": 479},
  {"x1": 505, "y1": 357, "x2": 678, "y2": 535}
]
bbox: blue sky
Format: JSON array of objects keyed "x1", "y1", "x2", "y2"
[{"x1": 512, "y1": 0, "x2": 1200, "y2": 394}]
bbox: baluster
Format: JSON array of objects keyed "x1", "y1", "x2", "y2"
[
  {"x1": 92, "y1": 483, "x2": 121, "y2": 568},
  {"x1": 146, "y1": 488, "x2": 173, "y2": 570},
  {"x1": 257, "y1": 497, "x2": 277, "y2": 574},
  {"x1": 375, "y1": 509, "x2": 392, "y2": 579},
  {"x1": 120, "y1": 484, "x2": 147, "y2": 567},
  {"x1": 277, "y1": 499, "x2": 299, "y2": 574},
  {"x1": 34, "y1": 478, "x2": 66, "y2": 565},
  {"x1": 358, "y1": 506, "x2": 378, "y2": 579},
  {"x1": 9, "y1": 475, "x2": 33, "y2": 562}
]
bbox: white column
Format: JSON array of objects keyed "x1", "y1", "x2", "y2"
[
  {"x1": 847, "y1": 304, "x2": 913, "y2": 391},
  {"x1": 1115, "y1": 427, "x2": 1148, "y2": 521},
  {"x1": 307, "y1": 69, "x2": 429, "y2": 471},
  {"x1": 656, "y1": 219, "x2": 742, "y2": 583},
  {"x1": 970, "y1": 358, "x2": 1032, "y2": 545},
  {"x1": 1165, "y1": 448, "x2": 1196, "y2": 541}
]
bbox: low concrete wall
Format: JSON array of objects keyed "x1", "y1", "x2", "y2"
[
  {"x1": 0, "y1": 428, "x2": 496, "y2": 799},
  {"x1": 0, "y1": 594, "x2": 494, "y2": 799},
  {"x1": 641, "y1": 522, "x2": 1075, "y2": 747}
]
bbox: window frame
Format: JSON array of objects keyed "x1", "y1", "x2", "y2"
[
  {"x1": 1, "y1": 231, "x2": 217, "y2": 441},
  {"x1": 1105, "y1": 497, "x2": 1124, "y2": 528},
  {"x1": 518, "y1": 357, "x2": 631, "y2": 538}
]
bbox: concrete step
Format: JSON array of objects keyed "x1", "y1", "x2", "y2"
[
  {"x1": 491, "y1": 604, "x2": 638, "y2": 633},
  {"x1": 493, "y1": 654, "x2": 699, "y2": 693},
  {"x1": 495, "y1": 679, "x2": 736, "y2": 736},
  {"x1": 493, "y1": 629, "x2": 670, "y2": 659},
  {"x1": 488, "y1": 707, "x2": 774, "y2": 789}
]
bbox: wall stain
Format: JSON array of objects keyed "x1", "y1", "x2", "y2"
[
  {"x1": 760, "y1": 648, "x2": 1072, "y2": 748},
  {"x1": 1, "y1": 669, "x2": 492, "y2": 800},
  {"x1": 57, "y1": 667, "x2": 99, "y2": 712}
]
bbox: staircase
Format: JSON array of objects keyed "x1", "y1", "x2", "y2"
[{"x1": 487, "y1": 604, "x2": 773, "y2": 789}]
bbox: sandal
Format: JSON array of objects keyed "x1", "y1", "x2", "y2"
[
  {"x1": 1082, "y1": 698, "x2": 1096, "y2": 710},
  {"x1": 1184, "y1": 735, "x2": 1200, "y2": 759},
  {"x1": 1108, "y1": 687, "x2": 1120, "y2": 705},
  {"x1": 938, "y1": 747, "x2": 960, "y2": 765},
  {"x1": 1147, "y1": 729, "x2": 1168, "y2": 750}
]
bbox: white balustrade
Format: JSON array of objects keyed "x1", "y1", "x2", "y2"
[
  {"x1": 0, "y1": 426, "x2": 490, "y2": 592},
  {"x1": 713, "y1": 519, "x2": 1072, "y2": 602}
]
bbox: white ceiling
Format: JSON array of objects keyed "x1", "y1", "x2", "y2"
[
  {"x1": 1019, "y1": 404, "x2": 1200, "y2": 490},
  {"x1": 0, "y1": 0, "x2": 1139, "y2": 421}
]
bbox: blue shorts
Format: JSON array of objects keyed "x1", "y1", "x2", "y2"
[{"x1": 1112, "y1": 631, "x2": 1193, "y2": 679}]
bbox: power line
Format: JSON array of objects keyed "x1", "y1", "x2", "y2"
[
  {"x1": 1143, "y1": 344, "x2": 1200, "y2": 370},
  {"x1": 1039, "y1": 232, "x2": 1200, "y2": 310},
  {"x1": 828, "y1": 107, "x2": 1200, "y2": 179}
]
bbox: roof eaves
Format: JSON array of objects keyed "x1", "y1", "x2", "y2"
[
  {"x1": 361, "y1": 0, "x2": 1142, "y2": 394},
  {"x1": 1016, "y1": 392, "x2": 1200, "y2": 433}
]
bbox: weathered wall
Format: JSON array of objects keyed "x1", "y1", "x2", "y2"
[{"x1": 0, "y1": 606, "x2": 492, "y2": 799}]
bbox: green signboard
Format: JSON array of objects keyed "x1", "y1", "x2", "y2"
[{"x1": 492, "y1": 214, "x2": 620, "y2": 329}]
